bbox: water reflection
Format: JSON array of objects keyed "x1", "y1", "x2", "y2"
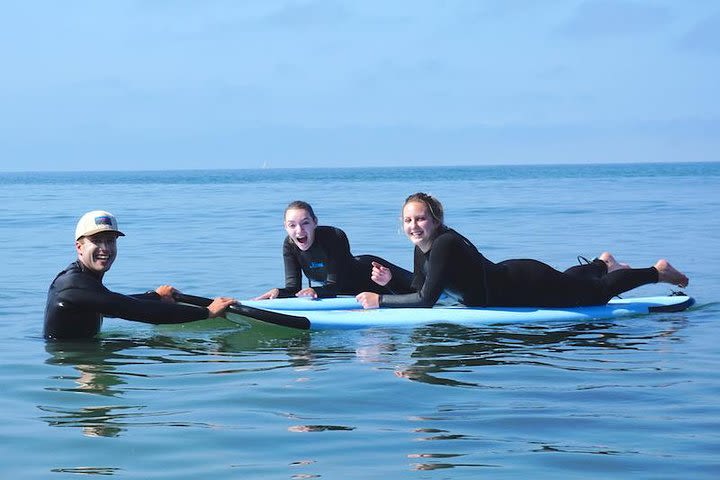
[
  {"x1": 39, "y1": 329, "x2": 320, "y2": 438},
  {"x1": 37, "y1": 315, "x2": 690, "y2": 445},
  {"x1": 51, "y1": 466, "x2": 123, "y2": 475},
  {"x1": 287, "y1": 425, "x2": 355, "y2": 433},
  {"x1": 214, "y1": 329, "x2": 317, "y2": 370},
  {"x1": 38, "y1": 324, "x2": 365, "y2": 440},
  {"x1": 44, "y1": 338, "x2": 137, "y2": 398},
  {"x1": 41, "y1": 337, "x2": 212, "y2": 437},
  {"x1": 394, "y1": 317, "x2": 688, "y2": 387},
  {"x1": 392, "y1": 317, "x2": 693, "y2": 472}
]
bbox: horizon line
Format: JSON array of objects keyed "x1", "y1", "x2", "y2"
[{"x1": 1, "y1": 159, "x2": 717, "y2": 175}]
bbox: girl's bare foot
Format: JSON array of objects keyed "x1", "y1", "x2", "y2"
[
  {"x1": 598, "y1": 252, "x2": 630, "y2": 273},
  {"x1": 654, "y1": 259, "x2": 689, "y2": 288}
]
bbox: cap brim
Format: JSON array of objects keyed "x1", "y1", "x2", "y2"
[{"x1": 76, "y1": 229, "x2": 125, "y2": 240}]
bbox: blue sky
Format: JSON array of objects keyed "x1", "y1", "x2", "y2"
[{"x1": 1, "y1": 0, "x2": 718, "y2": 171}]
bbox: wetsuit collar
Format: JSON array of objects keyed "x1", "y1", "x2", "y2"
[{"x1": 75, "y1": 260, "x2": 105, "y2": 281}]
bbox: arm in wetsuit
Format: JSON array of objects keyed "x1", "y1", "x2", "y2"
[
  {"x1": 44, "y1": 262, "x2": 210, "y2": 339},
  {"x1": 276, "y1": 237, "x2": 304, "y2": 297},
  {"x1": 378, "y1": 229, "x2": 492, "y2": 308},
  {"x1": 378, "y1": 240, "x2": 451, "y2": 308}
]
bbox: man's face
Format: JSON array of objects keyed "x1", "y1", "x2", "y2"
[{"x1": 76, "y1": 231, "x2": 119, "y2": 276}]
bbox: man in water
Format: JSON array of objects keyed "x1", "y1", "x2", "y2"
[{"x1": 44, "y1": 210, "x2": 235, "y2": 339}]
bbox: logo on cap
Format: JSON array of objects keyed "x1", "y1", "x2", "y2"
[{"x1": 95, "y1": 215, "x2": 114, "y2": 227}]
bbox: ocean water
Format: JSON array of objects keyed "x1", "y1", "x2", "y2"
[{"x1": 1, "y1": 163, "x2": 719, "y2": 479}]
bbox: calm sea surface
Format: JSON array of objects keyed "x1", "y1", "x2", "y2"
[{"x1": 1, "y1": 163, "x2": 719, "y2": 479}]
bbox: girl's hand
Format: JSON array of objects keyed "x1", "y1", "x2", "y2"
[
  {"x1": 370, "y1": 261, "x2": 392, "y2": 286},
  {"x1": 296, "y1": 287, "x2": 318, "y2": 299},
  {"x1": 356, "y1": 292, "x2": 380, "y2": 309},
  {"x1": 253, "y1": 288, "x2": 279, "y2": 300}
]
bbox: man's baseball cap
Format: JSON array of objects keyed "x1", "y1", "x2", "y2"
[{"x1": 75, "y1": 210, "x2": 126, "y2": 240}]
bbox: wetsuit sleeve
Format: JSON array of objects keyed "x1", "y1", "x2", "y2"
[
  {"x1": 277, "y1": 238, "x2": 302, "y2": 297},
  {"x1": 309, "y1": 227, "x2": 350, "y2": 298},
  {"x1": 61, "y1": 283, "x2": 210, "y2": 324},
  {"x1": 379, "y1": 237, "x2": 453, "y2": 307}
]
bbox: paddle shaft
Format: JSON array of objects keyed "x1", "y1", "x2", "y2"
[{"x1": 174, "y1": 293, "x2": 310, "y2": 330}]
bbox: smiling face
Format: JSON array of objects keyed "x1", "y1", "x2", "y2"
[
  {"x1": 284, "y1": 208, "x2": 318, "y2": 251},
  {"x1": 402, "y1": 201, "x2": 440, "y2": 252},
  {"x1": 76, "y1": 231, "x2": 120, "y2": 277}
]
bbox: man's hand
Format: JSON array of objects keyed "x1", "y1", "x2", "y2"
[
  {"x1": 155, "y1": 285, "x2": 178, "y2": 303},
  {"x1": 207, "y1": 297, "x2": 237, "y2": 318}
]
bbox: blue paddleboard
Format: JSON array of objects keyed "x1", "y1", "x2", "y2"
[{"x1": 232, "y1": 295, "x2": 694, "y2": 330}]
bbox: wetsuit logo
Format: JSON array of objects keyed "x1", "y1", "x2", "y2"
[{"x1": 309, "y1": 262, "x2": 325, "y2": 269}]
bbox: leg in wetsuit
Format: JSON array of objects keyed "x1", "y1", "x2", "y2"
[
  {"x1": 563, "y1": 258, "x2": 607, "y2": 280},
  {"x1": 493, "y1": 259, "x2": 659, "y2": 307}
]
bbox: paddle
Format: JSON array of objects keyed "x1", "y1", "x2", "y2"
[{"x1": 174, "y1": 293, "x2": 310, "y2": 330}]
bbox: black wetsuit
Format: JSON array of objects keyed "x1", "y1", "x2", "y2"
[
  {"x1": 44, "y1": 261, "x2": 210, "y2": 340},
  {"x1": 380, "y1": 227, "x2": 659, "y2": 308},
  {"x1": 277, "y1": 226, "x2": 413, "y2": 298}
]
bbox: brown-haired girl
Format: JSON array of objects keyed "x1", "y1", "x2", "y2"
[{"x1": 255, "y1": 200, "x2": 413, "y2": 300}]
